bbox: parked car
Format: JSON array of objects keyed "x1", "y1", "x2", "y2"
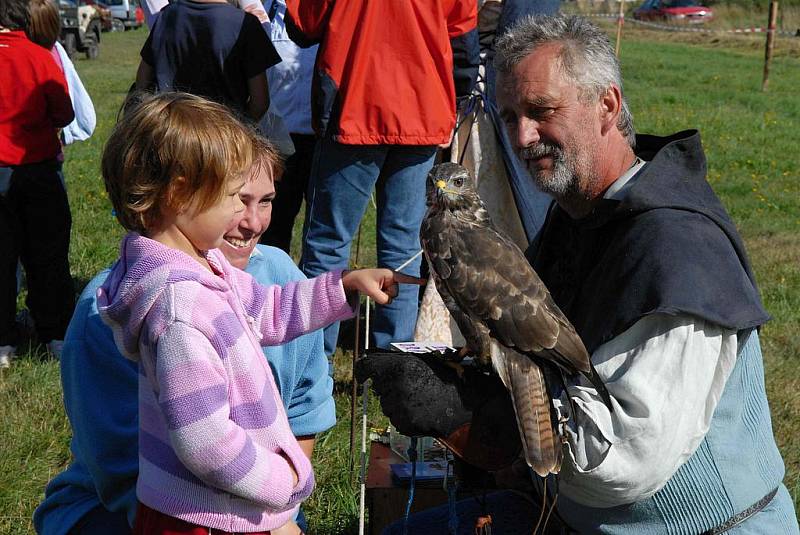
[
  {"x1": 59, "y1": 0, "x2": 100, "y2": 59},
  {"x1": 633, "y1": 0, "x2": 714, "y2": 24},
  {"x1": 105, "y1": 0, "x2": 143, "y2": 31}
]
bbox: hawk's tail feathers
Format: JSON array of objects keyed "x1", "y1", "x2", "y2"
[{"x1": 490, "y1": 345, "x2": 561, "y2": 477}]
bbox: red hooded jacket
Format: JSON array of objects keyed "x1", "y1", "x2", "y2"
[{"x1": 286, "y1": 0, "x2": 478, "y2": 146}]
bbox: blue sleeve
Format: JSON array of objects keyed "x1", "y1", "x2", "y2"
[
  {"x1": 243, "y1": 12, "x2": 282, "y2": 77},
  {"x1": 283, "y1": 328, "x2": 336, "y2": 436},
  {"x1": 450, "y1": 28, "x2": 480, "y2": 98},
  {"x1": 249, "y1": 246, "x2": 336, "y2": 436},
  {"x1": 59, "y1": 273, "x2": 140, "y2": 527}
]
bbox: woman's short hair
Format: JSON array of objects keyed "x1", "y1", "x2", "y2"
[
  {"x1": 250, "y1": 135, "x2": 284, "y2": 185},
  {"x1": 102, "y1": 92, "x2": 263, "y2": 234},
  {"x1": 27, "y1": 0, "x2": 60, "y2": 49}
]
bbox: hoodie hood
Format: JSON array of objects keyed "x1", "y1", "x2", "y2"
[
  {"x1": 531, "y1": 130, "x2": 769, "y2": 352},
  {"x1": 578, "y1": 130, "x2": 712, "y2": 227},
  {"x1": 97, "y1": 233, "x2": 230, "y2": 362}
]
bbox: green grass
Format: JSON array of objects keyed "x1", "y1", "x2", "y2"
[
  {"x1": 619, "y1": 33, "x2": 800, "y2": 503},
  {"x1": 1, "y1": 27, "x2": 799, "y2": 533}
]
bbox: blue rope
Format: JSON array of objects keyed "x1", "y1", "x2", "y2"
[{"x1": 402, "y1": 437, "x2": 419, "y2": 535}]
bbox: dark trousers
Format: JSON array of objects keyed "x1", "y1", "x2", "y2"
[
  {"x1": 259, "y1": 133, "x2": 316, "y2": 254},
  {"x1": 70, "y1": 504, "x2": 132, "y2": 535},
  {"x1": 68, "y1": 504, "x2": 307, "y2": 534},
  {"x1": 0, "y1": 161, "x2": 74, "y2": 346},
  {"x1": 135, "y1": 502, "x2": 273, "y2": 534}
]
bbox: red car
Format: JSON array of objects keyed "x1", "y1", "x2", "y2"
[{"x1": 633, "y1": 0, "x2": 714, "y2": 24}]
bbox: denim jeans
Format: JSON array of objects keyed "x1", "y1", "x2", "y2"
[{"x1": 300, "y1": 137, "x2": 436, "y2": 362}]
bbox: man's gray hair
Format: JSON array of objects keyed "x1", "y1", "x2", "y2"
[{"x1": 494, "y1": 15, "x2": 636, "y2": 147}]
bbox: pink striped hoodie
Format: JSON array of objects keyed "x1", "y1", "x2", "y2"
[{"x1": 97, "y1": 233, "x2": 355, "y2": 531}]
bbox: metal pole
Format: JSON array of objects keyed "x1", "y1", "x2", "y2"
[
  {"x1": 350, "y1": 298, "x2": 361, "y2": 472},
  {"x1": 762, "y1": 1, "x2": 779, "y2": 91},
  {"x1": 358, "y1": 299, "x2": 371, "y2": 535},
  {"x1": 615, "y1": 0, "x2": 625, "y2": 57},
  {"x1": 356, "y1": 253, "x2": 421, "y2": 532},
  {"x1": 358, "y1": 378, "x2": 371, "y2": 535},
  {"x1": 349, "y1": 219, "x2": 365, "y2": 470}
]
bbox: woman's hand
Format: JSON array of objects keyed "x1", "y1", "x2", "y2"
[{"x1": 341, "y1": 269, "x2": 425, "y2": 305}]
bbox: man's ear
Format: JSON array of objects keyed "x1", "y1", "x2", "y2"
[{"x1": 598, "y1": 85, "x2": 623, "y2": 136}]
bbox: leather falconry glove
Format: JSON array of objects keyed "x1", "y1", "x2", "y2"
[{"x1": 355, "y1": 351, "x2": 521, "y2": 471}]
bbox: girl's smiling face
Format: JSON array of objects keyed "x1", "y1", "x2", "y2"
[{"x1": 174, "y1": 175, "x2": 247, "y2": 254}]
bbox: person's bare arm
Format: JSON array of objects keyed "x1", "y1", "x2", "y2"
[
  {"x1": 246, "y1": 72, "x2": 269, "y2": 121},
  {"x1": 297, "y1": 435, "x2": 315, "y2": 459},
  {"x1": 272, "y1": 520, "x2": 303, "y2": 535},
  {"x1": 135, "y1": 60, "x2": 155, "y2": 91}
]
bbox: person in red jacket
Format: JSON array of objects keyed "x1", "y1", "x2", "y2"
[
  {"x1": 0, "y1": 0, "x2": 75, "y2": 367},
  {"x1": 287, "y1": 0, "x2": 479, "y2": 365}
]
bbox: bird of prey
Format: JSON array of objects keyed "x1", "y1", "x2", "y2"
[{"x1": 420, "y1": 162, "x2": 611, "y2": 476}]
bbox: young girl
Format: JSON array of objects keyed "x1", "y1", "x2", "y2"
[{"x1": 98, "y1": 92, "x2": 420, "y2": 534}]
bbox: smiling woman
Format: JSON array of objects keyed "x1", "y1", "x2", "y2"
[{"x1": 220, "y1": 141, "x2": 282, "y2": 270}]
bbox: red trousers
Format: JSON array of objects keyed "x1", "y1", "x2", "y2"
[{"x1": 134, "y1": 502, "x2": 272, "y2": 535}]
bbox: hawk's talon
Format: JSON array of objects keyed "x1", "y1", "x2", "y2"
[{"x1": 444, "y1": 360, "x2": 466, "y2": 380}]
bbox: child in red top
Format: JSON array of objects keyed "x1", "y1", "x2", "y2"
[{"x1": 0, "y1": 0, "x2": 75, "y2": 366}]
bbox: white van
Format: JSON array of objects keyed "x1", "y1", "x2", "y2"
[{"x1": 106, "y1": 0, "x2": 143, "y2": 30}]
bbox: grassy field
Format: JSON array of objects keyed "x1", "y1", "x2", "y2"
[
  {"x1": 1, "y1": 26, "x2": 799, "y2": 534},
  {"x1": 568, "y1": 1, "x2": 800, "y2": 36}
]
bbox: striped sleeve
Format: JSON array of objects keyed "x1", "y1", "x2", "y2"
[
  {"x1": 230, "y1": 267, "x2": 354, "y2": 347},
  {"x1": 152, "y1": 321, "x2": 313, "y2": 508}
]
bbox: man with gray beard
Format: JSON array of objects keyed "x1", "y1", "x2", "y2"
[{"x1": 360, "y1": 14, "x2": 798, "y2": 534}]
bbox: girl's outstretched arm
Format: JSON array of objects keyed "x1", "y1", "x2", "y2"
[
  {"x1": 232, "y1": 268, "x2": 354, "y2": 346},
  {"x1": 228, "y1": 262, "x2": 423, "y2": 346}
]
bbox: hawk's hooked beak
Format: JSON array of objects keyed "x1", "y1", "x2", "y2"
[
  {"x1": 432, "y1": 178, "x2": 459, "y2": 201},
  {"x1": 436, "y1": 180, "x2": 458, "y2": 196}
]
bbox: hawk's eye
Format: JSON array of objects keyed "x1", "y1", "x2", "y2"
[{"x1": 453, "y1": 177, "x2": 464, "y2": 187}]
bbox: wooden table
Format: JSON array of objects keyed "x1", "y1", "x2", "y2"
[{"x1": 365, "y1": 441, "x2": 449, "y2": 534}]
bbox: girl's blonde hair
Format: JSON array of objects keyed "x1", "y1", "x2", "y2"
[
  {"x1": 27, "y1": 0, "x2": 60, "y2": 50},
  {"x1": 103, "y1": 92, "x2": 260, "y2": 234}
]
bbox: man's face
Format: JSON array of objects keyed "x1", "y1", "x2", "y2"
[
  {"x1": 496, "y1": 44, "x2": 601, "y2": 202},
  {"x1": 219, "y1": 164, "x2": 276, "y2": 270}
]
